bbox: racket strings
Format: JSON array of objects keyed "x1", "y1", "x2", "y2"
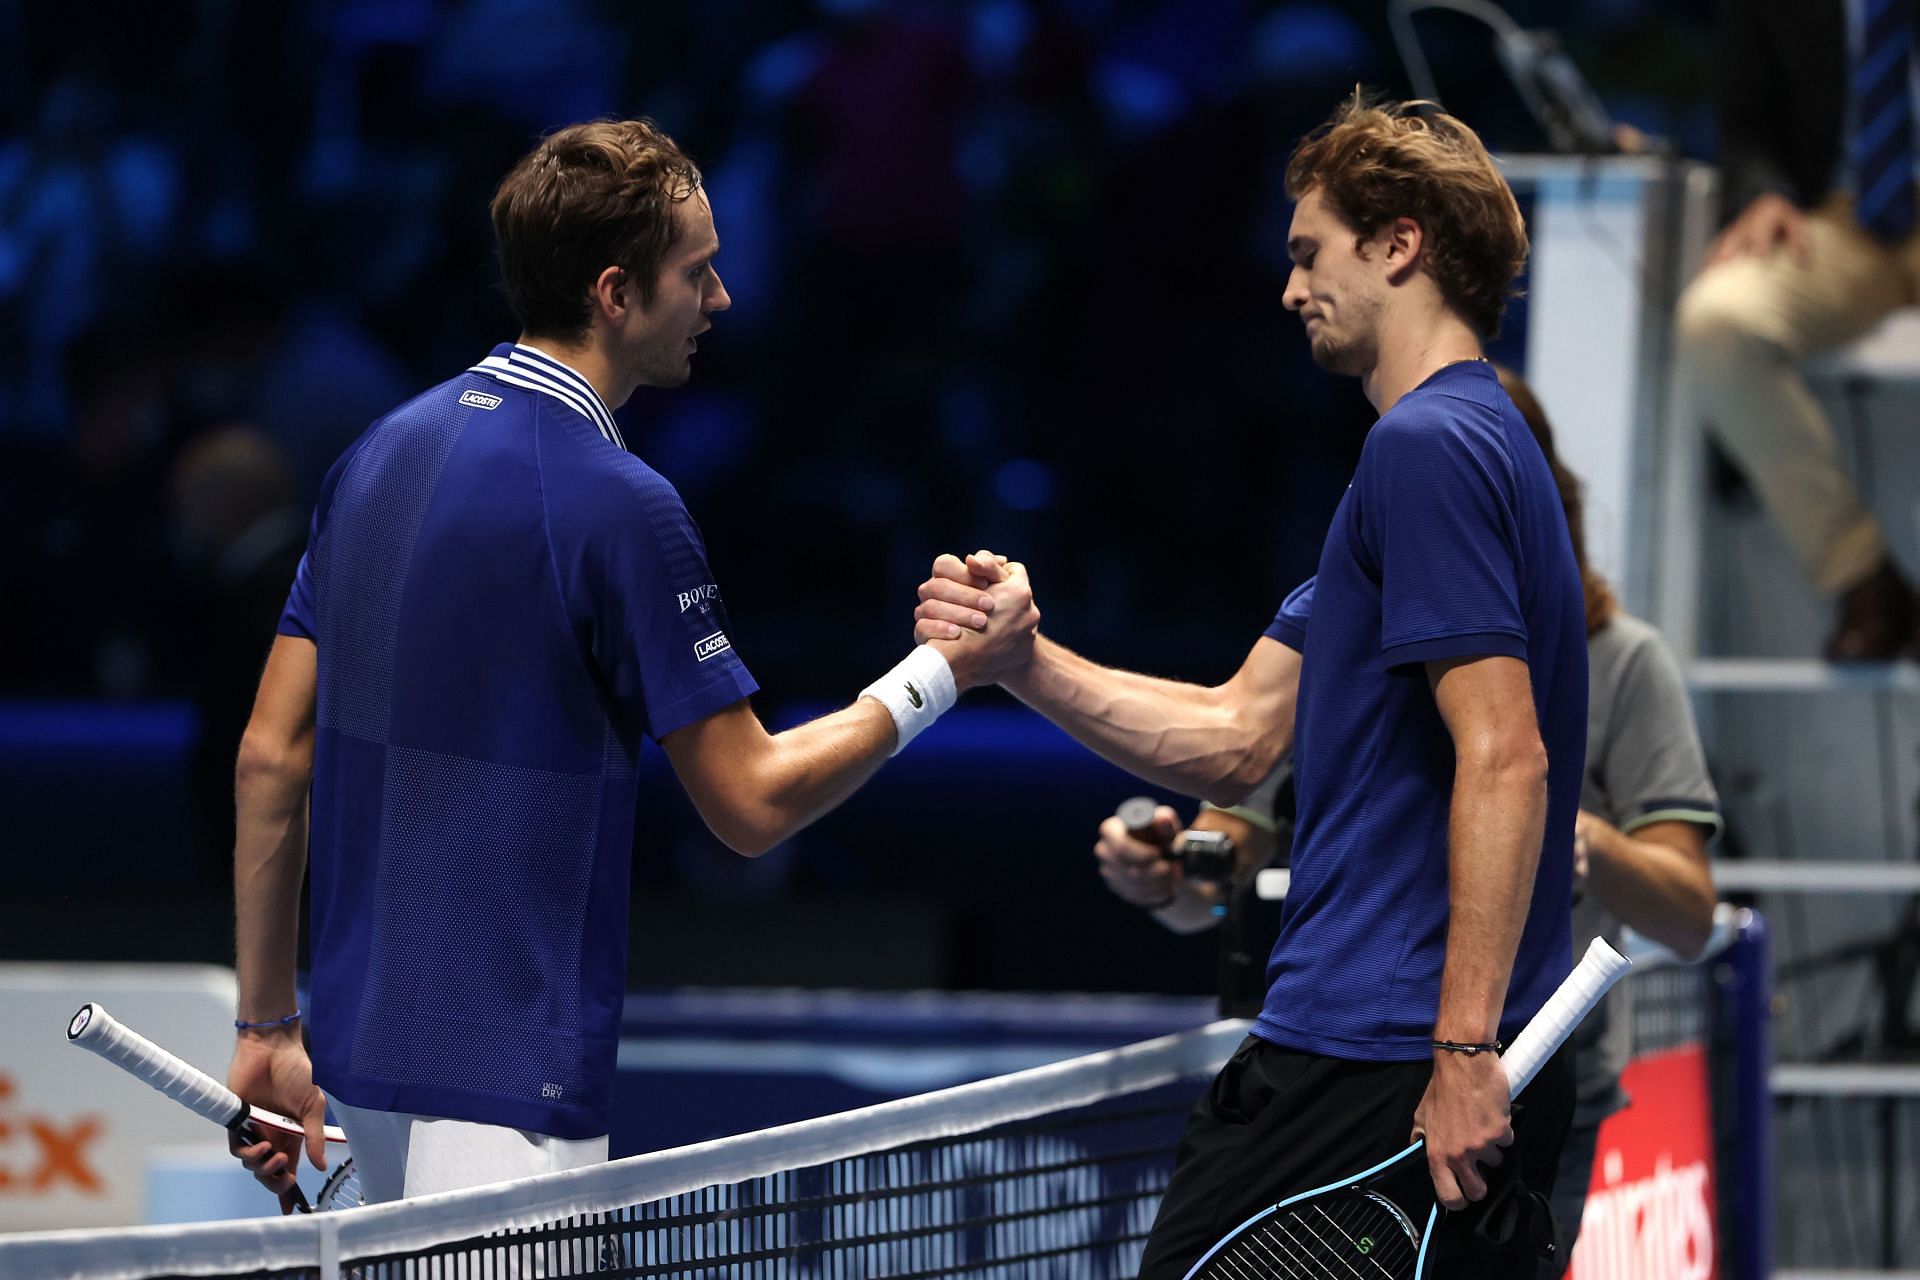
[
  {"x1": 315, "y1": 1158, "x2": 363, "y2": 1210},
  {"x1": 1200, "y1": 1195, "x2": 1416, "y2": 1280}
]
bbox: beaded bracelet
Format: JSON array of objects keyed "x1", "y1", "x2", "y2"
[
  {"x1": 1432, "y1": 1039, "x2": 1503, "y2": 1056},
  {"x1": 235, "y1": 1010, "x2": 302, "y2": 1030}
]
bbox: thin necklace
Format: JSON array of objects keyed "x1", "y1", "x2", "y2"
[{"x1": 1435, "y1": 355, "x2": 1489, "y2": 372}]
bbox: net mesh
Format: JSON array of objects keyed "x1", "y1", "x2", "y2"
[{"x1": 353, "y1": 1085, "x2": 1188, "y2": 1279}]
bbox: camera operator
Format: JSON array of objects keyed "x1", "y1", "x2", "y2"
[{"x1": 1096, "y1": 767, "x2": 1289, "y2": 936}]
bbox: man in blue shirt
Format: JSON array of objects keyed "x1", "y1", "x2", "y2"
[
  {"x1": 917, "y1": 94, "x2": 1586, "y2": 1277},
  {"x1": 224, "y1": 119, "x2": 1039, "y2": 1207}
]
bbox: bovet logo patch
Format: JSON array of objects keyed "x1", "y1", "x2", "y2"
[
  {"x1": 694, "y1": 630, "x2": 732, "y2": 662},
  {"x1": 459, "y1": 389, "x2": 504, "y2": 411}
]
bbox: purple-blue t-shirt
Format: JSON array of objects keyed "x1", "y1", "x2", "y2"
[
  {"x1": 278, "y1": 343, "x2": 757, "y2": 1137},
  {"x1": 1255, "y1": 360, "x2": 1585, "y2": 1060}
]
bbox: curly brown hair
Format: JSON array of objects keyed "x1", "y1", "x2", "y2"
[
  {"x1": 490, "y1": 119, "x2": 703, "y2": 340},
  {"x1": 1286, "y1": 91, "x2": 1527, "y2": 339}
]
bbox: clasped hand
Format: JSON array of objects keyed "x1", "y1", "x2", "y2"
[{"x1": 914, "y1": 549, "x2": 1040, "y2": 689}]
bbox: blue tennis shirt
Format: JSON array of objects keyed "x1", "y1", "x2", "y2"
[
  {"x1": 1254, "y1": 360, "x2": 1585, "y2": 1060},
  {"x1": 279, "y1": 343, "x2": 757, "y2": 1137}
]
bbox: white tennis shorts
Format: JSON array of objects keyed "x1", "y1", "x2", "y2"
[{"x1": 331, "y1": 1098, "x2": 609, "y2": 1203}]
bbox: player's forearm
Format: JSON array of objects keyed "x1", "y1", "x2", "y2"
[
  {"x1": 1004, "y1": 637, "x2": 1284, "y2": 803},
  {"x1": 1586, "y1": 825, "x2": 1715, "y2": 957},
  {"x1": 232, "y1": 742, "x2": 312, "y2": 1022},
  {"x1": 723, "y1": 701, "x2": 896, "y2": 856},
  {"x1": 1434, "y1": 749, "x2": 1548, "y2": 1044}
]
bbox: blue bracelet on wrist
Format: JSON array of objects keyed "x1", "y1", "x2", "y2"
[{"x1": 234, "y1": 1010, "x2": 302, "y2": 1030}]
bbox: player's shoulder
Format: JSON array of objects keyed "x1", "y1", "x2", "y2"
[
  {"x1": 371, "y1": 367, "x2": 513, "y2": 427},
  {"x1": 543, "y1": 435, "x2": 699, "y2": 551},
  {"x1": 1364, "y1": 384, "x2": 1505, "y2": 464},
  {"x1": 319, "y1": 372, "x2": 478, "y2": 494}
]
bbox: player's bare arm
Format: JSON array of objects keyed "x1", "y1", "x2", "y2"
[
  {"x1": 665, "y1": 573, "x2": 1039, "y2": 856},
  {"x1": 914, "y1": 552, "x2": 1295, "y2": 805},
  {"x1": 661, "y1": 699, "x2": 895, "y2": 856},
  {"x1": 1414, "y1": 653, "x2": 1548, "y2": 1213},
  {"x1": 227, "y1": 634, "x2": 328, "y2": 1210},
  {"x1": 1576, "y1": 813, "x2": 1715, "y2": 957}
]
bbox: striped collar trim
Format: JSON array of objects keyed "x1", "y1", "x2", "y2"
[{"x1": 469, "y1": 343, "x2": 624, "y2": 450}]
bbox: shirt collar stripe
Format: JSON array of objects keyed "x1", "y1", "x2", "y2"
[
  {"x1": 474, "y1": 358, "x2": 607, "y2": 432},
  {"x1": 478, "y1": 363, "x2": 624, "y2": 451},
  {"x1": 471, "y1": 359, "x2": 625, "y2": 450},
  {"x1": 508, "y1": 344, "x2": 593, "y2": 390},
  {"x1": 505, "y1": 345, "x2": 619, "y2": 436},
  {"x1": 506, "y1": 349, "x2": 620, "y2": 436}
]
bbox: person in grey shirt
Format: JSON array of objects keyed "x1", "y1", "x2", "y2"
[
  {"x1": 1512, "y1": 376, "x2": 1723, "y2": 1272},
  {"x1": 1090, "y1": 368, "x2": 1719, "y2": 1270}
]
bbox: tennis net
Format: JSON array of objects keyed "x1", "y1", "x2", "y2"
[{"x1": 2, "y1": 1019, "x2": 1245, "y2": 1280}]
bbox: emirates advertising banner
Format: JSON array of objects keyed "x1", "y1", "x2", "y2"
[
  {"x1": 1567, "y1": 1044, "x2": 1721, "y2": 1280},
  {"x1": 0, "y1": 964, "x2": 246, "y2": 1231}
]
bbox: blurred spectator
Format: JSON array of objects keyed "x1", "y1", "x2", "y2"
[
  {"x1": 1677, "y1": 0, "x2": 1920, "y2": 660},
  {"x1": 4, "y1": 323, "x2": 188, "y2": 698},
  {"x1": 0, "y1": 74, "x2": 183, "y2": 434},
  {"x1": 167, "y1": 427, "x2": 306, "y2": 877}
]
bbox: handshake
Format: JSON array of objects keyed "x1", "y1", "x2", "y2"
[
  {"x1": 909, "y1": 548, "x2": 1279, "y2": 932},
  {"x1": 911, "y1": 548, "x2": 1045, "y2": 693}
]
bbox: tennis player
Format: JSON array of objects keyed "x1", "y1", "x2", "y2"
[
  {"x1": 917, "y1": 94, "x2": 1586, "y2": 1277},
  {"x1": 1094, "y1": 367, "x2": 1721, "y2": 1272},
  {"x1": 225, "y1": 118, "x2": 1038, "y2": 1209}
]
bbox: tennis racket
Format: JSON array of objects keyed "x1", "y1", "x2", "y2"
[
  {"x1": 65, "y1": 1002, "x2": 361, "y2": 1211},
  {"x1": 1183, "y1": 936, "x2": 1632, "y2": 1279}
]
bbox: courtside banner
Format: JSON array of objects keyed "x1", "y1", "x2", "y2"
[
  {"x1": 0, "y1": 964, "x2": 240, "y2": 1230},
  {"x1": 1568, "y1": 1044, "x2": 1720, "y2": 1280}
]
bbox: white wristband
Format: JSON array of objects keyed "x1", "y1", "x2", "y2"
[{"x1": 860, "y1": 646, "x2": 958, "y2": 755}]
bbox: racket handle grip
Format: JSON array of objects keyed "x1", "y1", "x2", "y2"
[
  {"x1": 1501, "y1": 937, "x2": 1632, "y2": 1098},
  {"x1": 67, "y1": 1002, "x2": 249, "y2": 1130}
]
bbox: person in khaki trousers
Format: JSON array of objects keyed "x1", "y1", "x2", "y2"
[{"x1": 1677, "y1": 0, "x2": 1920, "y2": 660}]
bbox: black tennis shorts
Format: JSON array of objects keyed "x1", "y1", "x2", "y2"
[{"x1": 1137, "y1": 1035, "x2": 1576, "y2": 1280}]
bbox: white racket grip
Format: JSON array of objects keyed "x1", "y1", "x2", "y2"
[
  {"x1": 1501, "y1": 937, "x2": 1632, "y2": 1099},
  {"x1": 68, "y1": 1002, "x2": 250, "y2": 1128}
]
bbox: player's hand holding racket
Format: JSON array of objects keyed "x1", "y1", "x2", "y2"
[
  {"x1": 227, "y1": 1025, "x2": 330, "y2": 1213},
  {"x1": 1182, "y1": 939, "x2": 1631, "y2": 1279},
  {"x1": 1413, "y1": 1043, "x2": 1513, "y2": 1209},
  {"x1": 68, "y1": 1003, "x2": 355, "y2": 1211}
]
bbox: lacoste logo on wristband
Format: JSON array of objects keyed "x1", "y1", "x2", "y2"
[
  {"x1": 693, "y1": 630, "x2": 732, "y2": 662},
  {"x1": 905, "y1": 682, "x2": 923, "y2": 709}
]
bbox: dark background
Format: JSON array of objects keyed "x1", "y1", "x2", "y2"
[{"x1": 0, "y1": 0, "x2": 1714, "y2": 996}]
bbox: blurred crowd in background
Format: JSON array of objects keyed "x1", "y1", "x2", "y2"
[{"x1": 0, "y1": 0, "x2": 1715, "y2": 979}]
